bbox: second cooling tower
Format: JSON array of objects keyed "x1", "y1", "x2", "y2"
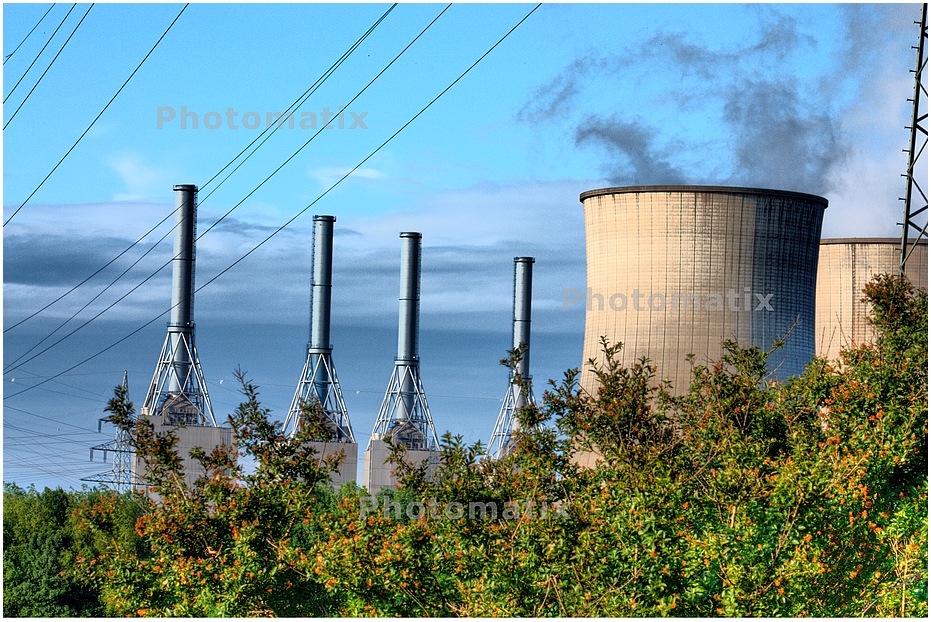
[{"x1": 578, "y1": 185, "x2": 827, "y2": 395}]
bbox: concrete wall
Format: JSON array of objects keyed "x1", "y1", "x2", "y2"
[
  {"x1": 816, "y1": 238, "x2": 927, "y2": 361},
  {"x1": 134, "y1": 416, "x2": 233, "y2": 492},
  {"x1": 363, "y1": 439, "x2": 438, "y2": 492},
  {"x1": 580, "y1": 185, "x2": 826, "y2": 397},
  {"x1": 305, "y1": 440, "x2": 358, "y2": 488}
]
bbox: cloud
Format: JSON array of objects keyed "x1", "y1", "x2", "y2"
[
  {"x1": 4, "y1": 233, "x2": 140, "y2": 287},
  {"x1": 200, "y1": 215, "x2": 281, "y2": 236},
  {"x1": 4, "y1": 179, "x2": 589, "y2": 354},
  {"x1": 310, "y1": 166, "x2": 386, "y2": 187},
  {"x1": 107, "y1": 152, "x2": 180, "y2": 202}
]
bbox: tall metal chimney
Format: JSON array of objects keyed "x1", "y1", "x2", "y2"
[
  {"x1": 168, "y1": 184, "x2": 196, "y2": 394},
  {"x1": 141, "y1": 184, "x2": 216, "y2": 426},
  {"x1": 397, "y1": 232, "x2": 421, "y2": 421},
  {"x1": 367, "y1": 232, "x2": 439, "y2": 452},
  {"x1": 487, "y1": 256, "x2": 536, "y2": 459},
  {"x1": 285, "y1": 215, "x2": 354, "y2": 442}
]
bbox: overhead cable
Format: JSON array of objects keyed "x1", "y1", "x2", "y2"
[
  {"x1": 4, "y1": 4, "x2": 56, "y2": 65},
  {"x1": 4, "y1": 3, "x2": 95, "y2": 130},
  {"x1": 4, "y1": 3, "x2": 542, "y2": 400},
  {"x1": 3, "y1": 4, "x2": 189, "y2": 226}
]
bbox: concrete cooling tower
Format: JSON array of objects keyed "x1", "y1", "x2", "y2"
[
  {"x1": 578, "y1": 185, "x2": 827, "y2": 397},
  {"x1": 816, "y1": 238, "x2": 928, "y2": 361}
]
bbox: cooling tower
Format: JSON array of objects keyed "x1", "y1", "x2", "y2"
[
  {"x1": 578, "y1": 185, "x2": 827, "y2": 397},
  {"x1": 816, "y1": 238, "x2": 928, "y2": 361}
]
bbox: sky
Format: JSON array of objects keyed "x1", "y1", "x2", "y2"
[{"x1": 2, "y1": 2, "x2": 925, "y2": 490}]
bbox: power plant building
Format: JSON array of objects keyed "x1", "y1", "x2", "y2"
[
  {"x1": 815, "y1": 238, "x2": 928, "y2": 361},
  {"x1": 363, "y1": 232, "x2": 440, "y2": 491},
  {"x1": 487, "y1": 256, "x2": 536, "y2": 459},
  {"x1": 135, "y1": 184, "x2": 233, "y2": 491},
  {"x1": 578, "y1": 185, "x2": 827, "y2": 397},
  {"x1": 285, "y1": 215, "x2": 358, "y2": 487}
]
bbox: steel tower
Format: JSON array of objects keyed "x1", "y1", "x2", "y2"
[
  {"x1": 487, "y1": 257, "x2": 536, "y2": 459},
  {"x1": 899, "y1": 3, "x2": 928, "y2": 277},
  {"x1": 141, "y1": 184, "x2": 216, "y2": 426},
  {"x1": 368, "y1": 232, "x2": 439, "y2": 453},
  {"x1": 284, "y1": 215, "x2": 354, "y2": 442},
  {"x1": 83, "y1": 372, "x2": 136, "y2": 491}
]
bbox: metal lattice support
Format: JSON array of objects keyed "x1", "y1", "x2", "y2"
[
  {"x1": 368, "y1": 362, "x2": 439, "y2": 452},
  {"x1": 900, "y1": 3, "x2": 928, "y2": 276},
  {"x1": 487, "y1": 376, "x2": 536, "y2": 460},
  {"x1": 83, "y1": 424, "x2": 138, "y2": 491},
  {"x1": 141, "y1": 331, "x2": 216, "y2": 425},
  {"x1": 284, "y1": 215, "x2": 355, "y2": 442},
  {"x1": 285, "y1": 350, "x2": 354, "y2": 441}
]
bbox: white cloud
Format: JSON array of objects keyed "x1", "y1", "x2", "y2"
[
  {"x1": 107, "y1": 151, "x2": 180, "y2": 202},
  {"x1": 309, "y1": 166, "x2": 386, "y2": 187}
]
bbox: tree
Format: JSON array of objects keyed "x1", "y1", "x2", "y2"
[
  {"x1": 3, "y1": 483, "x2": 111, "y2": 617},
  {"x1": 64, "y1": 275, "x2": 926, "y2": 617},
  {"x1": 70, "y1": 370, "x2": 344, "y2": 616}
]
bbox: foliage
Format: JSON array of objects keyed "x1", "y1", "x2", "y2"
[
  {"x1": 2, "y1": 483, "x2": 140, "y2": 617},
  {"x1": 7, "y1": 274, "x2": 925, "y2": 617},
  {"x1": 67, "y1": 368, "x2": 344, "y2": 616}
]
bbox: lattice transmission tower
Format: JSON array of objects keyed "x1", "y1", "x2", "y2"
[{"x1": 899, "y1": 3, "x2": 928, "y2": 276}]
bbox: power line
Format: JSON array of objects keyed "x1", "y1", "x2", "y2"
[
  {"x1": 3, "y1": 4, "x2": 189, "y2": 227},
  {"x1": 3, "y1": 404, "x2": 98, "y2": 433},
  {"x1": 198, "y1": 3, "x2": 399, "y2": 200},
  {"x1": 3, "y1": 3, "x2": 542, "y2": 401},
  {"x1": 196, "y1": 3, "x2": 541, "y2": 293},
  {"x1": 4, "y1": 3, "x2": 94, "y2": 130},
  {"x1": 4, "y1": 4, "x2": 441, "y2": 369},
  {"x1": 195, "y1": 3, "x2": 451, "y2": 242},
  {"x1": 6, "y1": 368, "x2": 114, "y2": 400},
  {"x1": 4, "y1": 4, "x2": 56, "y2": 65},
  {"x1": 3, "y1": 3, "x2": 75, "y2": 103},
  {"x1": 2, "y1": 247, "x2": 179, "y2": 375},
  {"x1": 3, "y1": 2, "x2": 380, "y2": 339}
]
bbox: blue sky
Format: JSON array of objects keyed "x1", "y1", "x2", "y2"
[{"x1": 3, "y1": 2, "x2": 924, "y2": 489}]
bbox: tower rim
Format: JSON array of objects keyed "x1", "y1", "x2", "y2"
[{"x1": 579, "y1": 185, "x2": 829, "y2": 207}]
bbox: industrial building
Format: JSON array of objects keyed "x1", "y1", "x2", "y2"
[
  {"x1": 284, "y1": 215, "x2": 358, "y2": 487},
  {"x1": 487, "y1": 256, "x2": 536, "y2": 459},
  {"x1": 363, "y1": 232, "x2": 440, "y2": 491},
  {"x1": 134, "y1": 184, "x2": 233, "y2": 491},
  {"x1": 815, "y1": 238, "x2": 928, "y2": 361},
  {"x1": 578, "y1": 185, "x2": 827, "y2": 397}
]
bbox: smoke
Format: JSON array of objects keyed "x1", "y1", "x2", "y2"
[
  {"x1": 722, "y1": 79, "x2": 848, "y2": 195},
  {"x1": 574, "y1": 115, "x2": 688, "y2": 186},
  {"x1": 518, "y1": 4, "x2": 915, "y2": 205}
]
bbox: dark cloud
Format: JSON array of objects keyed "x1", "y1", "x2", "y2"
[
  {"x1": 3, "y1": 234, "x2": 154, "y2": 287},
  {"x1": 334, "y1": 228, "x2": 363, "y2": 237},
  {"x1": 200, "y1": 216, "x2": 283, "y2": 236},
  {"x1": 575, "y1": 115, "x2": 689, "y2": 186}
]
